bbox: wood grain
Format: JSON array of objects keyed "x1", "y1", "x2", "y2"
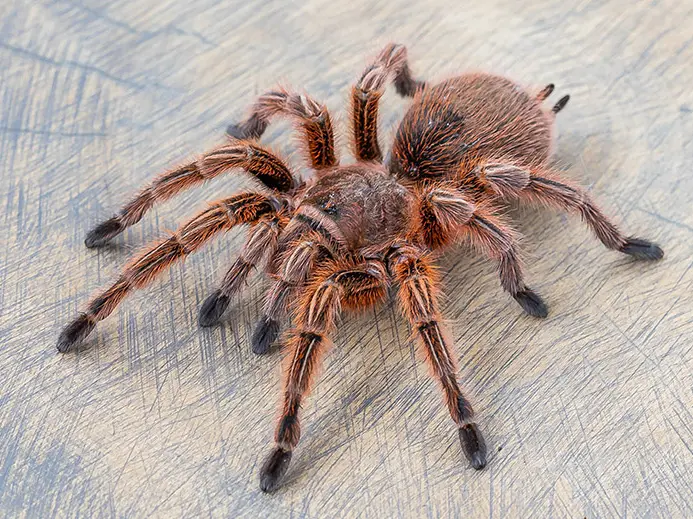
[{"x1": 1, "y1": 0, "x2": 692, "y2": 517}]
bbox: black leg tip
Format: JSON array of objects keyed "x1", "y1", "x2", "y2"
[
  {"x1": 198, "y1": 290, "x2": 231, "y2": 327},
  {"x1": 470, "y1": 451, "x2": 487, "y2": 471},
  {"x1": 56, "y1": 337, "x2": 73, "y2": 353},
  {"x1": 84, "y1": 217, "x2": 123, "y2": 248},
  {"x1": 514, "y1": 289, "x2": 549, "y2": 318},
  {"x1": 251, "y1": 315, "x2": 280, "y2": 355},
  {"x1": 620, "y1": 237, "x2": 664, "y2": 261},
  {"x1": 459, "y1": 423, "x2": 487, "y2": 470},
  {"x1": 227, "y1": 114, "x2": 267, "y2": 140},
  {"x1": 56, "y1": 314, "x2": 95, "y2": 353},
  {"x1": 226, "y1": 122, "x2": 248, "y2": 140},
  {"x1": 259, "y1": 447, "x2": 292, "y2": 493},
  {"x1": 552, "y1": 94, "x2": 570, "y2": 114}
]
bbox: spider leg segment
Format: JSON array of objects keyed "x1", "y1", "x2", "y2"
[
  {"x1": 57, "y1": 193, "x2": 281, "y2": 353},
  {"x1": 351, "y1": 43, "x2": 425, "y2": 162},
  {"x1": 226, "y1": 89, "x2": 338, "y2": 170},
  {"x1": 536, "y1": 83, "x2": 555, "y2": 101},
  {"x1": 463, "y1": 207, "x2": 547, "y2": 317},
  {"x1": 479, "y1": 165, "x2": 664, "y2": 260},
  {"x1": 252, "y1": 239, "x2": 327, "y2": 354},
  {"x1": 259, "y1": 260, "x2": 388, "y2": 493},
  {"x1": 368, "y1": 43, "x2": 426, "y2": 98},
  {"x1": 551, "y1": 94, "x2": 570, "y2": 114},
  {"x1": 476, "y1": 163, "x2": 531, "y2": 199},
  {"x1": 388, "y1": 244, "x2": 487, "y2": 470},
  {"x1": 85, "y1": 142, "x2": 296, "y2": 248},
  {"x1": 198, "y1": 213, "x2": 287, "y2": 327},
  {"x1": 417, "y1": 186, "x2": 548, "y2": 317},
  {"x1": 526, "y1": 171, "x2": 663, "y2": 258}
]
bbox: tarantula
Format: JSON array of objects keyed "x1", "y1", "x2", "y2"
[{"x1": 57, "y1": 43, "x2": 663, "y2": 492}]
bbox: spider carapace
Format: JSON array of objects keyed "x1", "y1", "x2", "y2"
[{"x1": 57, "y1": 44, "x2": 663, "y2": 492}]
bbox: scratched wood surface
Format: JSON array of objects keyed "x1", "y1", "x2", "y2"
[{"x1": 1, "y1": 0, "x2": 692, "y2": 517}]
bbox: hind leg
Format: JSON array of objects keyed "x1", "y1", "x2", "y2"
[
  {"x1": 478, "y1": 163, "x2": 663, "y2": 260},
  {"x1": 351, "y1": 43, "x2": 426, "y2": 162},
  {"x1": 523, "y1": 170, "x2": 662, "y2": 259}
]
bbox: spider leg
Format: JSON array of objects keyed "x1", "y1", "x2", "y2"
[
  {"x1": 252, "y1": 239, "x2": 327, "y2": 354},
  {"x1": 57, "y1": 192, "x2": 280, "y2": 352},
  {"x1": 478, "y1": 164, "x2": 664, "y2": 260},
  {"x1": 259, "y1": 259, "x2": 388, "y2": 492},
  {"x1": 417, "y1": 185, "x2": 548, "y2": 317},
  {"x1": 85, "y1": 141, "x2": 296, "y2": 247},
  {"x1": 388, "y1": 244, "x2": 487, "y2": 470},
  {"x1": 364, "y1": 43, "x2": 425, "y2": 98},
  {"x1": 198, "y1": 212, "x2": 288, "y2": 327},
  {"x1": 250, "y1": 209, "x2": 348, "y2": 354},
  {"x1": 351, "y1": 43, "x2": 425, "y2": 162},
  {"x1": 226, "y1": 89, "x2": 338, "y2": 170}
]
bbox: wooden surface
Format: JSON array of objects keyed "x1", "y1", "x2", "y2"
[{"x1": 1, "y1": 0, "x2": 692, "y2": 517}]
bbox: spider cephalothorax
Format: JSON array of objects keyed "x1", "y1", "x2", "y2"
[{"x1": 57, "y1": 44, "x2": 663, "y2": 492}]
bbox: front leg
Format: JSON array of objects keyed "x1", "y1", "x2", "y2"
[
  {"x1": 389, "y1": 244, "x2": 487, "y2": 469},
  {"x1": 417, "y1": 185, "x2": 548, "y2": 317},
  {"x1": 259, "y1": 259, "x2": 388, "y2": 492},
  {"x1": 351, "y1": 43, "x2": 425, "y2": 162}
]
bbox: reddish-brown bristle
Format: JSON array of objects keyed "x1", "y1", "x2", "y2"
[{"x1": 391, "y1": 73, "x2": 553, "y2": 185}]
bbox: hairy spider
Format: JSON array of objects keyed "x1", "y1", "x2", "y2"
[{"x1": 57, "y1": 44, "x2": 663, "y2": 492}]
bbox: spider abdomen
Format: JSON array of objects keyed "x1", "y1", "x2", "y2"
[{"x1": 391, "y1": 73, "x2": 553, "y2": 181}]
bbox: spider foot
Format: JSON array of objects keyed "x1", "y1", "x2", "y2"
[
  {"x1": 226, "y1": 114, "x2": 267, "y2": 141},
  {"x1": 459, "y1": 422, "x2": 487, "y2": 470},
  {"x1": 198, "y1": 290, "x2": 231, "y2": 327},
  {"x1": 259, "y1": 447, "x2": 292, "y2": 493},
  {"x1": 57, "y1": 313, "x2": 95, "y2": 353},
  {"x1": 252, "y1": 315, "x2": 280, "y2": 355},
  {"x1": 226, "y1": 122, "x2": 248, "y2": 140},
  {"x1": 551, "y1": 94, "x2": 570, "y2": 114},
  {"x1": 85, "y1": 217, "x2": 123, "y2": 248},
  {"x1": 513, "y1": 289, "x2": 549, "y2": 318},
  {"x1": 620, "y1": 237, "x2": 664, "y2": 261}
]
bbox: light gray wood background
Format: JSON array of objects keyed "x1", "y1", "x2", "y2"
[{"x1": 1, "y1": 0, "x2": 691, "y2": 517}]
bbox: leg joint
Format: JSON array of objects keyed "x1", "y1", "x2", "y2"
[{"x1": 276, "y1": 412, "x2": 301, "y2": 450}]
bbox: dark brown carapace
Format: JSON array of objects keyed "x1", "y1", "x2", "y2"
[{"x1": 57, "y1": 44, "x2": 663, "y2": 492}]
